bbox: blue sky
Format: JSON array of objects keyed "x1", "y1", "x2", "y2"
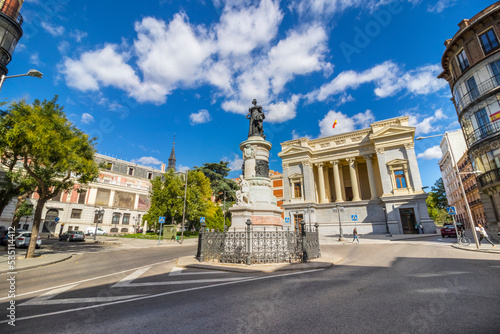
[{"x1": 3, "y1": 0, "x2": 494, "y2": 187}]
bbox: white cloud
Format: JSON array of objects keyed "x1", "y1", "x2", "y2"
[
  {"x1": 70, "y1": 29, "x2": 88, "y2": 42},
  {"x1": 224, "y1": 153, "x2": 243, "y2": 171},
  {"x1": 417, "y1": 145, "x2": 442, "y2": 160},
  {"x1": 309, "y1": 61, "x2": 447, "y2": 102},
  {"x1": 135, "y1": 156, "x2": 163, "y2": 166},
  {"x1": 30, "y1": 52, "x2": 41, "y2": 66},
  {"x1": 291, "y1": 0, "x2": 420, "y2": 16},
  {"x1": 292, "y1": 129, "x2": 311, "y2": 139},
  {"x1": 81, "y1": 113, "x2": 94, "y2": 124},
  {"x1": 318, "y1": 109, "x2": 375, "y2": 137},
  {"x1": 427, "y1": 0, "x2": 456, "y2": 13},
  {"x1": 408, "y1": 108, "x2": 447, "y2": 135},
  {"x1": 41, "y1": 21, "x2": 65, "y2": 36},
  {"x1": 177, "y1": 164, "x2": 190, "y2": 172},
  {"x1": 189, "y1": 109, "x2": 212, "y2": 125}
]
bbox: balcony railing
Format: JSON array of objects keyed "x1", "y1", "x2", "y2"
[
  {"x1": 0, "y1": 3, "x2": 23, "y2": 25},
  {"x1": 477, "y1": 168, "x2": 500, "y2": 189},
  {"x1": 465, "y1": 120, "x2": 500, "y2": 148},
  {"x1": 455, "y1": 75, "x2": 500, "y2": 112},
  {"x1": 96, "y1": 178, "x2": 150, "y2": 191}
]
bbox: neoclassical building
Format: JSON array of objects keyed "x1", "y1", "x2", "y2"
[{"x1": 278, "y1": 116, "x2": 435, "y2": 236}]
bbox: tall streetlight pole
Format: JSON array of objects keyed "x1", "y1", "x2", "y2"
[
  {"x1": 332, "y1": 203, "x2": 345, "y2": 241},
  {"x1": 93, "y1": 207, "x2": 104, "y2": 241},
  {"x1": 180, "y1": 169, "x2": 189, "y2": 244},
  {"x1": 416, "y1": 133, "x2": 480, "y2": 249},
  {"x1": 0, "y1": 69, "x2": 43, "y2": 92}
]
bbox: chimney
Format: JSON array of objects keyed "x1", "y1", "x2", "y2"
[
  {"x1": 161, "y1": 163, "x2": 166, "y2": 172},
  {"x1": 458, "y1": 19, "x2": 469, "y2": 30}
]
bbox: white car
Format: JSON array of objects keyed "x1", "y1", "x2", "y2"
[
  {"x1": 15, "y1": 232, "x2": 42, "y2": 248},
  {"x1": 85, "y1": 227, "x2": 107, "y2": 236}
]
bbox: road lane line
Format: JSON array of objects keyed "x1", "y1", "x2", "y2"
[
  {"x1": 21, "y1": 295, "x2": 147, "y2": 306},
  {"x1": 0, "y1": 259, "x2": 175, "y2": 301},
  {"x1": 111, "y1": 266, "x2": 151, "y2": 288},
  {"x1": 169, "y1": 266, "x2": 228, "y2": 276},
  {"x1": 0, "y1": 269, "x2": 325, "y2": 324},
  {"x1": 119, "y1": 277, "x2": 251, "y2": 287},
  {"x1": 19, "y1": 285, "x2": 78, "y2": 306}
]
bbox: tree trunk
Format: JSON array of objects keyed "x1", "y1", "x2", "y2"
[
  {"x1": 3, "y1": 194, "x2": 27, "y2": 251},
  {"x1": 25, "y1": 197, "x2": 47, "y2": 259},
  {"x1": 0, "y1": 200, "x2": 9, "y2": 219}
]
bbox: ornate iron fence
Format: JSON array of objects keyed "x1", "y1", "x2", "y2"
[{"x1": 197, "y1": 220, "x2": 320, "y2": 264}]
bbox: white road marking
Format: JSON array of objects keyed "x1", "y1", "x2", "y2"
[
  {"x1": 415, "y1": 288, "x2": 450, "y2": 294},
  {"x1": 410, "y1": 271, "x2": 471, "y2": 278},
  {"x1": 0, "y1": 269, "x2": 325, "y2": 324},
  {"x1": 0, "y1": 259, "x2": 175, "y2": 301},
  {"x1": 19, "y1": 285, "x2": 78, "y2": 306},
  {"x1": 169, "y1": 266, "x2": 228, "y2": 276},
  {"x1": 112, "y1": 266, "x2": 151, "y2": 288},
  {"x1": 117, "y1": 277, "x2": 251, "y2": 287},
  {"x1": 21, "y1": 295, "x2": 146, "y2": 306}
]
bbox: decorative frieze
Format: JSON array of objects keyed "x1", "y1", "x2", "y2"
[{"x1": 335, "y1": 139, "x2": 346, "y2": 145}]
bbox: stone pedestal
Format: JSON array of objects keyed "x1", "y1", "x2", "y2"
[{"x1": 230, "y1": 135, "x2": 283, "y2": 229}]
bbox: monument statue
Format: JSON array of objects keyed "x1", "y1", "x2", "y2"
[
  {"x1": 236, "y1": 175, "x2": 250, "y2": 206},
  {"x1": 243, "y1": 144, "x2": 255, "y2": 159},
  {"x1": 246, "y1": 99, "x2": 265, "y2": 138}
]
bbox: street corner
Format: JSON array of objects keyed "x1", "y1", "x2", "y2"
[{"x1": 451, "y1": 244, "x2": 500, "y2": 253}]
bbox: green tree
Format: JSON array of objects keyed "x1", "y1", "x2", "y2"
[
  {"x1": 431, "y1": 178, "x2": 448, "y2": 209},
  {"x1": 143, "y1": 170, "x2": 212, "y2": 231},
  {"x1": 194, "y1": 161, "x2": 239, "y2": 203},
  {"x1": 1, "y1": 96, "x2": 100, "y2": 258},
  {"x1": 426, "y1": 178, "x2": 452, "y2": 224}
]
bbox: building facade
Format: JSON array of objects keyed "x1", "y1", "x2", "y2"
[
  {"x1": 269, "y1": 170, "x2": 284, "y2": 218},
  {"x1": 278, "y1": 116, "x2": 435, "y2": 236},
  {"x1": 0, "y1": 154, "x2": 164, "y2": 235},
  {"x1": 458, "y1": 153, "x2": 487, "y2": 228},
  {"x1": 438, "y1": 2, "x2": 500, "y2": 239},
  {"x1": 438, "y1": 130, "x2": 468, "y2": 225}
]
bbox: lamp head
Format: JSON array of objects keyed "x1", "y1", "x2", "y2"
[{"x1": 27, "y1": 69, "x2": 43, "y2": 78}]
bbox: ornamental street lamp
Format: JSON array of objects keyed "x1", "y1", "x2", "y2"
[
  {"x1": 93, "y1": 207, "x2": 104, "y2": 241},
  {"x1": 416, "y1": 133, "x2": 481, "y2": 249},
  {"x1": 0, "y1": 69, "x2": 43, "y2": 92},
  {"x1": 332, "y1": 204, "x2": 345, "y2": 241}
]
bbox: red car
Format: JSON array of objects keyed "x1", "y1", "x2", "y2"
[{"x1": 441, "y1": 224, "x2": 457, "y2": 237}]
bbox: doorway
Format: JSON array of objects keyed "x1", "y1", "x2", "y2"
[
  {"x1": 42, "y1": 209, "x2": 59, "y2": 234},
  {"x1": 294, "y1": 214, "x2": 304, "y2": 231},
  {"x1": 399, "y1": 208, "x2": 417, "y2": 234}
]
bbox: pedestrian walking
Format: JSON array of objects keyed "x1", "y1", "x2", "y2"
[
  {"x1": 419, "y1": 223, "x2": 424, "y2": 234},
  {"x1": 477, "y1": 224, "x2": 496, "y2": 248},
  {"x1": 415, "y1": 223, "x2": 420, "y2": 234},
  {"x1": 352, "y1": 227, "x2": 359, "y2": 244}
]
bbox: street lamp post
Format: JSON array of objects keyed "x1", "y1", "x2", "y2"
[
  {"x1": 382, "y1": 205, "x2": 391, "y2": 237},
  {"x1": 332, "y1": 204, "x2": 345, "y2": 241},
  {"x1": 416, "y1": 133, "x2": 481, "y2": 249},
  {"x1": 93, "y1": 207, "x2": 104, "y2": 241},
  {"x1": 0, "y1": 69, "x2": 43, "y2": 92},
  {"x1": 305, "y1": 205, "x2": 314, "y2": 230},
  {"x1": 180, "y1": 169, "x2": 189, "y2": 244}
]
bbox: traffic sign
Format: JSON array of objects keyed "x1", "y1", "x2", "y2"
[
  {"x1": 55, "y1": 217, "x2": 60, "y2": 222},
  {"x1": 447, "y1": 207, "x2": 457, "y2": 215},
  {"x1": 351, "y1": 215, "x2": 358, "y2": 221},
  {"x1": 284, "y1": 217, "x2": 290, "y2": 224},
  {"x1": 200, "y1": 217, "x2": 206, "y2": 223},
  {"x1": 159, "y1": 216, "x2": 166, "y2": 224}
]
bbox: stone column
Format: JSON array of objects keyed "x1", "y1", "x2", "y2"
[
  {"x1": 324, "y1": 165, "x2": 331, "y2": 202},
  {"x1": 108, "y1": 190, "x2": 115, "y2": 208},
  {"x1": 282, "y1": 163, "x2": 290, "y2": 201},
  {"x1": 347, "y1": 157, "x2": 361, "y2": 201},
  {"x1": 316, "y1": 163, "x2": 327, "y2": 203},
  {"x1": 88, "y1": 187, "x2": 97, "y2": 205},
  {"x1": 134, "y1": 194, "x2": 140, "y2": 210},
  {"x1": 376, "y1": 147, "x2": 393, "y2": 195},
  {"x1": 331, "y1": 160, "x2": 344, "y2": 202},
  {"x1": 363, "y1": 154, "x2": 378, "y2": 200},
  {"x1": 302, "y1": 160, "x2": 316, "y2": 202},
  {"x1": 405, "y1": 143, "x2": 422, "y2": 192}
]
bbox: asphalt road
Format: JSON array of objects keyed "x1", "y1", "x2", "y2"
[{"x1": 1, "y1": 238, "x2": 499, "y2": 334}]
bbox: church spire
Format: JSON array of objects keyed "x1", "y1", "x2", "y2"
[{"x1": 167, "y1": 134, "x2": 176, "y2": 171}]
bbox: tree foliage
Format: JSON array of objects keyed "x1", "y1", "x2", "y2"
[
  {"x1": 194, "y1": 161, "x2": 239, "y2": 203},
  {"x1": 0, "y1": 96, "x2": 99, "y2": 258},
  {"x1": 143, "y1": 170, "x2": 212, "y2": 231},
  {"x1": 430, "y1": 178, "x2": 448, "y2": 209},
  {"x1": 426, "y1": 178, "x2": 451, "y2": 223}
]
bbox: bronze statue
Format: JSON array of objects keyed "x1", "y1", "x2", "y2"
[{"x1": 246, "y1": 99, "x2": 265, "y2": 138}]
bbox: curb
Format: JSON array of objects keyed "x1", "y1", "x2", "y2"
[
  {"x1": 0, "y1": 254, "x2": 74, "y2": 274},
  {"x1": 176, "y1": 255, "x2": 343, "y2": 273},
  {"x1": 451, "y1": 244, "x2": 500, "y2": 253}
]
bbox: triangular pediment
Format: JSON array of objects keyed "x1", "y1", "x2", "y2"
[
  {"x1": 387, "y1": 158, "x2": 408, "y2": 166},
  {"x1": 279, "y1": 145, "x2": 311, "y2": 156},
  {"x1": 288, "y1": 173, "x2": 303, "y2": 179},
  {"x1": 370, "y1": 125, "x2": 414, "y2": 140}
]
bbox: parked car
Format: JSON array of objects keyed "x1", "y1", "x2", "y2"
[
  {"x1": 15, "y1": 232, "x2": 42, "y2": 248},
  {"x1": 59, "y1": 230, "x2": 85, "y2": 242},
  {"x1": 85, "y1": 227, "x2": 107, "y2": 236},
  {"x1": 441, "y1": 224, "x2": 457, "y2": 238}
]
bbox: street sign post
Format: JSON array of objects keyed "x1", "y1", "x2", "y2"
[
  {"x1": 447, "y1": 207, "x2": 457, "y2": 215},
  {"x1": 200, "y1": 217, "x2": 205, "y2": 223},
  {"x1": 284, "y1": 217, "x2": 290, "y2": 225},
  {"x1": 55, "y1": 217, "x2": 60, "y2": 222},
  {"x1": 158, "y1": 216, "x2": 166, "y2": 245},
  {"x1": 351, "y1": 214, "x2": 358, "y2": 228}
]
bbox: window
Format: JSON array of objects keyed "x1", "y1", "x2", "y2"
[
  {"x1": 74, "y1": 226, "x2": 79, "y2": 231},
  {"x1": 475, "y1": 108, "x2": 491, "y2": 138},
  {"x1": 490, "y1": 60, "x2": 500, "y2": 85},
  {"x1": 466, "y1": 76, "x2": 479, "y2": 101},
  {"x1": 78, "y1": 190, "x2": 87, "y2": 204},
  {"x1": 69, "y1": 226, "x2": 73, "y2": 231},
  {"x1": 479, "y1": 29, "x2": 499, "y2": 55},
  {"x1": 71, "y1": 209, "x2": 82, "y2": 219},
  {"x1": 112, "y1": 213, "x2": 121, "y2": 224},
  {"x1": 147, "y1": 172, "x2": 153, "y2": 180},
  {"x1": 294, "y1": 182, "x2": 302, "y2": 198},
  {"x1": 123, "y1": 213, "x2": 130, "y2": 225},
  {"x1": 394, "y1": 170, "x2": 407, "y2": 188},
  {"x1": 128, "y1": 167, "x2": 134, "y2": 176},
  {"x1": 456, "y1": 49, "x2": 470, "y2": 72},
  {"x1": 104, "y1": 162, "x2": 113, "y2": 171}
]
